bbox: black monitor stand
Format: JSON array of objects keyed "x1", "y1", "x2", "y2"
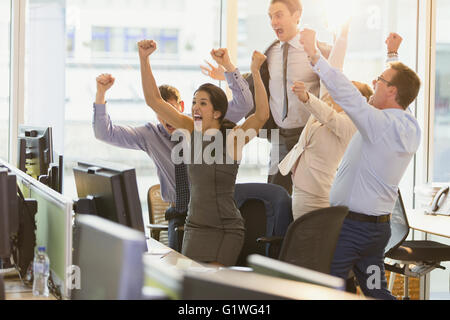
[
  {"x1": 73, "y1": 196, "x2": 99, "y2": 216},
  {"x1": 39, "y1": 155, "x2": 64, "y2": 194}
]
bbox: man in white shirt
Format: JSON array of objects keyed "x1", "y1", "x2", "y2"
[
  {"x1": 300, "y1": 29, "x2": 421, "y2": 299},
  {"x1": 245, "y1": 0, "x2": 330, "y2": 194}
]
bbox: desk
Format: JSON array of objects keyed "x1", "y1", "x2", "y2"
[
  {"x1": 406, "y1": 209, "x2": 450, "y2": 239},
  {"x1": 144, "y1": 238, "x2": 365, "y2": 300},
  {"x1": 4, "y1": 274, "x2": 56, "y2": 300},
  {"x1": 404, "y1": 209, "x2": 450, "y2": 300}
]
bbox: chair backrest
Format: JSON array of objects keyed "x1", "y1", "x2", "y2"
[
  {"x1": 278, "y1": 206, "x2": 349, "y2": 274},
  {"x1": 147, "y1": 184, "x2": 170, "y2": 245},
  {"x1": 235, "y1": 199, "x2": 267, "y2": 267},
  {"x1": 384, "y1": 190, "x2": 410, "y2": 256},
  {"x1": 234, "y1": 183, "x2": 293, "y2": 237}
]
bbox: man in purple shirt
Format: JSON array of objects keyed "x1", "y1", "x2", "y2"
[{"x1": 93, "y1": 49, "x2": 254, "y2": 251}]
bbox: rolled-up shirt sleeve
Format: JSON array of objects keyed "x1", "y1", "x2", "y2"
[
  {"x1": 93, "y1": 103, "x2": 153, "y2": 152},
  {"x1": 224, "y1": 68, "x2": 254, "y2": 123},
  {"x1": 304, "y1": 94, "x2": 356, "y2": 141},
  {"x1": 312, "y1": 57, "x2": 391, "y2": 144}
]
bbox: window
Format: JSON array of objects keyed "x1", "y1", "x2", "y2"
[
  {"x1": 24, "y1": 0, "x2": 223, "y2": 230},
  {"x1": 123, "y1": 27, "x2": 146, "y2": 53},
  {"x1": 433, "y1": 0, "x2": 450, "y2": 183},
  {"x1": 91, "y1": 26, "x2": 111, "y2": 53},
  {"x1": 428, "y1": 0, "x2": 450, "y2": 300},
  {"x1": 87, "y1": 26, "x2": 180, "y2": 57},
  {"x1": 0, "y1": 0, "x2": 11, "y2": 161}
]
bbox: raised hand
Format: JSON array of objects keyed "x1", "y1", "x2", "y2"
[
  {"x1": 385, "y1": 33, "x2": 403, "y2": 54},
  {"x1": 95, "y1": 73, "x2": 115, "y2": 104},
  {"x1": 250, "y1": 51, "x2": 267, "y2": 74},
  {"x1": 299, "y1": 28, "x2": 318, "y2": 59},
  {"x1": 340, "y1": 17, "x2": 352, "y2": 39},
  {"x1": 96, "y1": 74, "x2": 115, "y2": 93},
  {"x1": 200, "y1": 60, "x2": 226, "y2": 81},
  {"x1": 292, "y1": 81, "x2": 309, "y2": 103},
  {"x1": 210, "y1": 48, "x2": 236, "y2": 72},
  {"x1": 138, "y1": 40, "x2": 157, "y2": 59}
]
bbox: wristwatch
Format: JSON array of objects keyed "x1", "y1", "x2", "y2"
[{"x1": 387, "y1": 52, "x2": 399, "y2": 59}]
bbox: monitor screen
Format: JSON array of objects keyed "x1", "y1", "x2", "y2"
[
  {"x1": 72, "y1": 214, "x2": 147, "y2": 300},
  {"x1": 73, "y1": 160, "x2": 144, "y2": 232},
  {"x1": 17, "y1": 125, "x2": 53, "y2": 180}
]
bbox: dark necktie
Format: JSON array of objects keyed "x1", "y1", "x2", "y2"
[
  {"x1": 282, "y1": 42, "x2": 290, "y2": 121},
  {"x1": 175, "y1": 148, "x2": 190, "y2": 213}
]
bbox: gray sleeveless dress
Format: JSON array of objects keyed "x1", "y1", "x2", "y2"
[{"x1": 181, "y1": 130, "x2": 245, "y2": 266}]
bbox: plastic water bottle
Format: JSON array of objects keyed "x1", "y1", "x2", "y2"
[{"x1": 32, "y1": 246, "x2": 50, "y2": 297}]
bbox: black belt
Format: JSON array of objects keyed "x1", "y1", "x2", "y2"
[{"x1": 347, "y1": 211, "x2": 391, "y2": 223}]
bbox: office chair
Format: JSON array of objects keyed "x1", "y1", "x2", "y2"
[
  {"x1": 258, "y1": 206, "x2": 349, "y2": 274},
  {"x1": 235, "y1": 199, "x2": 267, "y2": 267},
  {"x1": 384, "y1": 190, "x2": 450, "y2": 300},
  {"x1": 147, "y1": 184, "x2": 170, "y2": 246},
  {"x1": 234, "y1": 183, "x2": 293, "y2": 260}
]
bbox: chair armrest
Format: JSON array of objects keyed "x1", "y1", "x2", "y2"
[
  {"x1": 256, "y1": 236, "x2": 283, "y2": 245},
  {"x1": 175, "y1": 225, "x2": 185, "y2": 233},
  {"x1": 147, "y1": 224, "x2": 168, "y2": 242},
  {"x1": 147, "y1": 224, "x2": 168, "y2": 231}
]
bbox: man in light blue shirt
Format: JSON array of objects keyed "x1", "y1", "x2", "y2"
[
  {"x1": 300, "y1": 30, "x2": 421, "y2": 299},
  {"x1": 93, "y1": 50, "x2": 254, "y2": 251}
]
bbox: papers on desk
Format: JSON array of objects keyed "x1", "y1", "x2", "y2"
[
  {"x1": 4, "y1": 281, "x2": 32, "y2": 294},
  {"x1": 185, "y1": 267, "x2": 218, "y2": 273},
  {"x1": 145, "y1": 248, "x2": 171, "y2": 256},
  {"x1": 173, "y1": 258, "x2": 218, "y2": 274},
  {"x1": 144, "y1": 248, "x2": 171, "y2": 260}
]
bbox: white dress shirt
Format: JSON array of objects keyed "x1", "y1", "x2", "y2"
[
  {"x1": 312, "y1": 57, "x2": 422, "y2": 216},
  {"x1": 267, "y1": 32, "x2": 320, "y2": 129}
]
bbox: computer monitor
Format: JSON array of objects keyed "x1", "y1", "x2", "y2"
[
  {"x1": 73, "y1": 160, "x2": 144, "y2": 232},
  {"x1": 182, "y1": 266, "x2": 348, "y2": 300},
  {"x1": 17, "y1": 125, "x2": 64, "y2": 194},
  {"x1": 2, "y1": 158, "x2": 71, "y2": 298},
  {"x1": 0, "y1": 169, "x2": 10, "y2": 261},
  {"x1": 17, "y1": 125, "x2": 53, "y2": 180},
  {"x1": 247, "y1": 254, "x2": 345, "y2": 291},
  {"x1": 0, "y1": 168, "x2": 19, "y2": 263},
  {"x1": 72, "y1": 214, "x2": 147, "y2": 300}
]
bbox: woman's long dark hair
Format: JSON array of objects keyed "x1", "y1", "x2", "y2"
[{"x1": 194, "y1": 83, "x2": 236, "y2": 137}]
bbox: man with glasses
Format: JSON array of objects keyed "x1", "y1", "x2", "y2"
[{"x1": 300, "y1": 29, "x2": 421, "y2": 300}]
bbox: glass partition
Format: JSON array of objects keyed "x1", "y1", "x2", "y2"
[{"x1": 0, "y1": 0, "x2": 11, "y2": 161}]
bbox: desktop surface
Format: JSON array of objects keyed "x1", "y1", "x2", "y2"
[
  {"x1": 4, "y1": 273, "x2": 56, "y2": 300},
  {"x1": 407, "y1": 209, "x2": 450, "y2": 239},
  {"x1": 143, "y1": 238, "x2": 364, "y2": 301}
]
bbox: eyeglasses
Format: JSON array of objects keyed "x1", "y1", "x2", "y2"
[{"x1": 376, "y1": 76, "x2": 394, "y2": 87}]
